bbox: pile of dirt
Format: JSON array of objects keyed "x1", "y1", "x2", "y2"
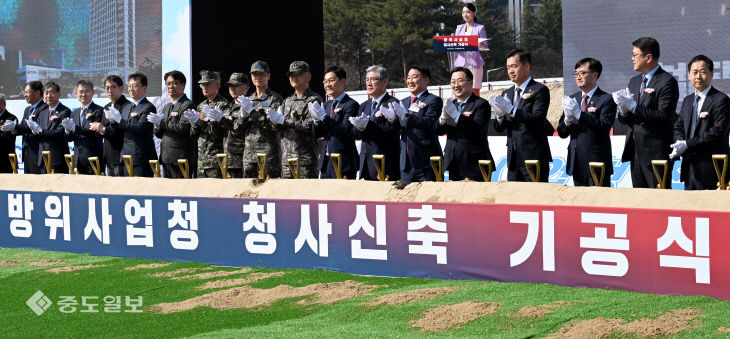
[
  {"x1": 46, "y1": 264, "x2": 105, "y2": 274},
  {"x1": 719, "y1": 327, "x2": 730, "y2": 333},
  {"x1": 480, "y1": 82, "x2": 564, "y2": 129},
  {"x1": 149, "y1": 267, "x2": 214, "y2": 278},
  {"x1": 198, "y1": 272, "x2": 286, "y2": 290},
  {"x1": 152, "y1": 280, "x2": 380, "y2": 313},
  {"x1": 124, "y1": 263, "x2": 172, "y2": 270},
  {"x1": 28, "y1": 259, "x2": 68, "y2": 267},
  {"x1": 546, "y1": 308, "x2": 701, "y2": 338},
  {"x1": 171, "y1": 268, "x2": 251, "y2": 280},
  {"x1": 515, "y1": 301, "x2": 576, "y2": 318},
  {"x1": 0, "y1": 259, "x2": 22, "y2": 267},
  {"x1": 410, "y1": 301, "x2": 501, "y2": 332},
  {"x1": 366, "y1": 287, "x2": 456, "y2": 306}
]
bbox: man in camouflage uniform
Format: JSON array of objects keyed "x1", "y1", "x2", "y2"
[
  {"x1": 267, "y1": 61, "x2": 323, "y2": 179},
  {"x1": 184, "y1": 70, "x2": 229, "y2": 178},
  {"x1": 220, "y1": 72, "x2": 249, "y2": 178},
  {"x1": 240, "y1": 60, "x2": 284, "y2": 178}
]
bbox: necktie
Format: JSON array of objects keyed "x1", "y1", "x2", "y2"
[
  {"x1": 49, "y1": 109, "x2": 55, "y2": 121},
  {"x1": 409, "y1": 96, "x2": 418, "y2": 112},
  {"x1": 581, "y1": 94, "x2": 588, "y2": 112},
  {"x1": 514, "y1": 88, "x2": 522, "y2": 106},
  {"x1": 457, "y1": 102, "x2": 465, "y2": 114},
  {"x1": 330, "y1": 100, "x2": 339, "y2": 118},
  {"x1": 370, "y1": 101, "x2": 377, "y2": 120},
  {"x1": 690, "y1": 95, "x2": 700, "y2": 138},
  {"x1": 80, "y1": 108, "x2": 86, "y2": 125},
  {"x1": 639, "y1": 76, "x2": 647, "y2": 99}
]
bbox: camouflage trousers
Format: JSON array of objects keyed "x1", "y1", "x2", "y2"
[
  {"x1": 198, "y1": 167, "x2": 222, "y2": 178},
  {"x1": 280, "y1": 161, "x2": 318, "y2": 179},
  {"x1": 243, "y1": 161, "x2": 282, "y2": 179}
]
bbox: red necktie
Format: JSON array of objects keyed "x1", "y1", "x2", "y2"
[
  {"x1": 409, "y1": 96, "x2": 417, "y2": 112},
  {"x1": 581, "y1": 95, "x2": 588, "y2": 112},
  {"x1": 49, "y1": 109, "x2": 55, "y2": 121}
]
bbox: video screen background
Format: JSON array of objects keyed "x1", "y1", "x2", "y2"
[{"x1": 562, "y1": 1, "x2": 729, "y2": 108}]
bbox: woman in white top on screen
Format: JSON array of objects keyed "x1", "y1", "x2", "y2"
[{"x1": 454, "y1": 3, "x2": 488, "y2": 96}]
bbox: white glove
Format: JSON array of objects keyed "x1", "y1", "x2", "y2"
[
  {"x1": 612, "y1": 88, "x2": 635, "y2": 114},
  {"x1": 105, "y1": 106, "x2": 121, "y2": 123},
  {"x1": 390, "y1": 102, "x2": 409, "y2": 122},
  {"x1": 489, "y1": 94, "x2": 513, "y2": 118},
  {"x1": 182, "y1": 109, "x2": 200, "y2": 126},
  {"x1": 443, "y1": 99, "x2": 460, "y2": 122},
  {"x1": 237, "y1": 95, "x2": 254, "y2": 117},
  {"x1": 27, "y1": 119, "x2": 42, "y2": 134},
  {"x1": 205, "y1": 106, "x2": 224, "y2": 122},
  {"x1": 147, "y1": 111, "x2": 164, "y2": 126},
  {"x1": 562, "y1": 96, "x2": 581, "y2": 123},
  {"x1": 379, "y1": 105, "x2": 396, "y2": 122},
  {"x1": 348, "y1": 114, "x2": 369, "y2": 132},
  {"x1": 669, "y1": 140, "x2": 688, "y2": 159},
  {"x1": 266, "y1": 107, "x2": 285, "y2": 125},
  {"x1": 1, "y1": 120, "x2": 16, "y2": 132},
  {"x1": 61, "y1": 117, "x2": 75, "y2": 134},
  {"x1": 307, "y1": 102, "x2": 327, "y2": 122}
]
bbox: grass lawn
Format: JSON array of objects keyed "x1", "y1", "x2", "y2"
[{"x1": 2, "y1": 247, "x2": 729, "y2": 338}]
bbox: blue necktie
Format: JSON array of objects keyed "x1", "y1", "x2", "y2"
[
  {"x1": 369, "y1": 101, "x2": 377, "y2": 120},
  {"x1": 457, "y1": 102, "x2": 465, "y2": 114},
  {"x1": 639, "y1": 76, "x2": 647, "y2": 100}
]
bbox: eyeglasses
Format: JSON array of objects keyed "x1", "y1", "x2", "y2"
[
  {"x1": 365, "y1": 77, "x2": 382, "y2": 83},
  {"x1": 323, "y1": 79, "x2": 339, "y2": 85},
  {"x1": 631, "y1": 53, "x2": 646, "y2": 59},
  {"x1": 572, "y1": 71, "x2": 594, "y2": 78},
  {"x1": 199, "y1": 83, "x2": 216, "y2": 88},
  {"x1": 450, "y1": 79, "x2": 469, "y2": 86}
]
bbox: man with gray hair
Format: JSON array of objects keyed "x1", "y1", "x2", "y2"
[
  {"x1": 350, "y1": 65, "x2": 401, "y2": 180},
  {"x1": 0, "y1": 93, "x2": 18, "y2": 173}
]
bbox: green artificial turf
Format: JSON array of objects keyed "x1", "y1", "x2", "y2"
[{"x1": 1, "y1": 247, "x2": 729, "y2": 338}]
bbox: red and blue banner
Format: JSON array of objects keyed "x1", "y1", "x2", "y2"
[
  {"x1": 433, "y1": 35, "x2": 479, "y2": 52},
  {"x1": 1, "y1": 190, "x2": 727, "y2": 300}
]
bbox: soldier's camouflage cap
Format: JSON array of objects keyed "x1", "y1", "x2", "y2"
[
  {"x1": 227, "y1": 72, "x2": 250, "y2": 85},
  {"x1": 198, "y1": 70, "x2": 221, "y2": 83},
  {"x1": 288, "y1": 61, "x2": 310, "y2": 75},
  {"x1": 250, "y1": 60, "x2": 270, "y2": 74}
]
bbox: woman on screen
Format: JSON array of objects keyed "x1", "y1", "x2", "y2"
[{"x1": 454, "y1": 3, "x2": 488, "y2": 95}]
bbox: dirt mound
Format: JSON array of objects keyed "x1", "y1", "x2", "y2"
[
  {"x1": 198, "y1": 272, "x2": 286, "y2": 290},
  {"x1": 719, "y1": 327, "x2": 730, "y2": 333},
  {"x1": 481, "y1": 82, "x2": 563, "y2": 129},
  {"x1": 152, "y1": 280, "x2": 380, "y2": 313},
  {"x1": 515, "y1": 301, "x2": 577, "y2": 318},
  {"x1": 410, "y1": 301, "x2": 501, "y2": 332},
  {"x1": 0, "y1": 259, "x2": 22, "y2": 266},
  {"x1": 171, "y1": 268, "x2": 251, "y2": 280},
  {"x1": 366, "y1": 287, "x2": 456, "y2": 306},
  {"x1": 45, "y1": 264, "x2": 105, "y2": 274},
  {"x1": 28, "y1": 259, "x2": 68, "y2": 267},
  {"x1": 12, "y1": 251, "x2": 36, "y2": 257},
  {"x1": 125, "y1": 263, "x2": 171, "y2": 270},
  {"x1": 149, "y1": 267, "x2": 214, "y2": 278},
  {"x1": 546, "y1": 308, "x2": 701, "y2": 338}
]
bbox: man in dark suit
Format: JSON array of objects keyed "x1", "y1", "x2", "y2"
[
  {"x1": 670, "y1": 55, "x2": 730, "y2": 190},
  {"x1": 557, "y1": 58, "x2": 616, "y2": 187},
  {"x1": 91, "y1": 75, "x2": 131, "y2": 176},
  {"x1": 437, "y1": 67, "x2": 493, "y2": 181},
  {"x1": 613, "y1": 37, "x2": 679, "y2": 188},
  {"x1": 104, "y1": 73, "x2": 157, "y2": 177},
  {"x1": 62, "y1": 80, "x2": 104, "y2": 175},
  {"x1": 389, "y1": 65, "x2": 443, "y2": 183},
  {"x1": 349, "y1": 65, "x2": 401, "y2": 181},
  {"x1": 311, "y1": 66, "x2": 359, "y2": 179},
  {"x1": 490, "y1": 49, "x2": 552, "y2": 182},
  {"x1": 1, "y1": 81, "x2": 47, "y2": 174},
  {"x1": 12, "y1": 82, "x2": 71, "y2": 174},
  {"x1": 0, "y1": 94, "x2": 18, "y2": 173},
  {"x1": 148, "y1": 70, "x2": 196, "y2": 178}
]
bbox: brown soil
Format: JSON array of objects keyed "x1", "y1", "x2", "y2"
[
  {"x1": 12, "y1": 251, "x2": 36, "y2": 257},
  {"x1": 45, "y1": 264, "x2": 105, "y2": 274},
  {"x1": 28, "y1": 259, "x2": 68, "y2": 267},
  {"x1": 149, "y1": 267, "x2": 214, "y2": 278},
  {"x1": 366, "y1": 287, "x2": 456, "y2": 306},
  {"x1": 410, "y1": 301, "x2": 501, "y2": 332},
  {"x1": 152, "y1": 280, "x2": 380, "y2": 313},
  {"x1": 546, "y1": 308, "x2": 702, "y2": 338},
  {"x1": 171, "y1": 268, "x2": 252, "y2": 280},
  {"x1": 719, "y1": 327, "x2": 730, "y2": 333},
  {"x1": 515, "y1": 301, "x2": 577, "y2": 318},
  {"x1": 481, "y1": 82, "x2": 563, "y2": 129},
  {"x1": 0, "y1": 259, "x2": 22, "y2": 266},
  {"x1": 198, "y1": 272, "x2": 286, "y2": 290},
  {"x1": 124, "y1": 263, "x2": 172, "y2": 270}
]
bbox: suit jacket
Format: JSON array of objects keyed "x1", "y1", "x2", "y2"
[
  {"x1": 0, "y1": 109, "x2": 18, "y2": 173},
  {"x1": 557, "y1": 87, "x2": 616, "y2": 180},
  {"x1": 436, "y1": 95, "x2": 493, "y2": 180},
  {"x1": 618, "y1": 66, "x2": 679, "y2": 164},
  {"x1": 154, "y1": 94, "x2": 196, "y2": 165},
  {"x1": 453, "y1": 23, "x2": 487, "y2": 68},
  {"x1": 313, "y1": 94, "x2": 360, "y2": 174},
  {"x1": 16, "y1": 102, "x2": 71, "y2": 167},
  {"x1": 17, "y1": 100, "x2": 48, "y2": 171},
  {"x1": 356, "y1": 93, "x2": 401, "y2": 180},
  {"x1": 494, "y1": 79, "x2": 552, "y2": 169},
  {"x1": 117, "y1": 97, "x2": 157, "y2": 165},
  {"x1": 66, "y1": 102, "x2": 104, "y2": 168},
  {"x1": 673, "y1": 86, "x2": 730, "y2": 184},
  {"x1": 399, "y1": 91, "x2": 443, "y2": 172},
  {"x1": 102, "y1": 96, "x2": 132, "y2": 165}
]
